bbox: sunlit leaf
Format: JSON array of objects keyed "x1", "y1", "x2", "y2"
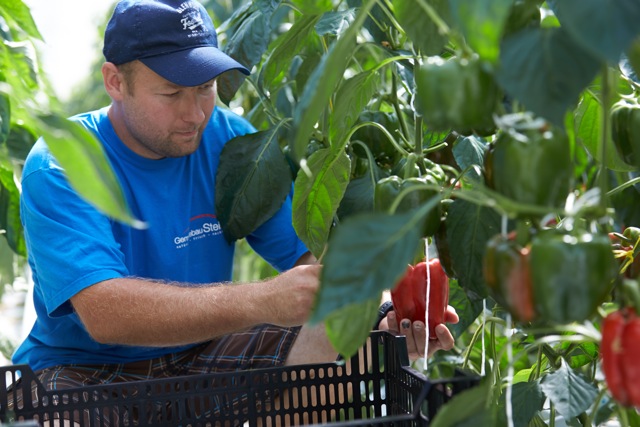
[
  {"x1": 291, "y1": 0, "x2": 376, "y2": 160},
  {"x1": 261, "y1": 14, "x2": 321, "y2": 89},
  {"x1": 292, "y1": 148, "x2": 351, "y2": 258},
  {"x1": 575, "y1": 90, "x2": 635, "y2": 172},
  {"x1": 329, "y1": 70, "x2": 380, "y2": 146},
  {"x1": 0, "y1": 0, "x2": 42, "y2": 40},
  {"x1": 36, "y1": 114, "x2": 142, "y2": 228}
]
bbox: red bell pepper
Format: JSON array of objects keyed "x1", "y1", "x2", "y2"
[
  {"x1": 390, "y1": 258, "x2": 449, "y2": 340},
  {"x1": 601, "y1": 308, "x2": 640, "y2": 407}
]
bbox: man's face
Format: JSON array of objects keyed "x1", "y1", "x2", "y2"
[{"x1": 116, "y1": 62, "x2": 217, "y2": 159}]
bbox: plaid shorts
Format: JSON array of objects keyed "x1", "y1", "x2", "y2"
[{"x1": 9, "y1": 324, "x2": 301, "y2": 426}]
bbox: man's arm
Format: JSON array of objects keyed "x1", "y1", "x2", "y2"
[{"x1": 70, "y1": 261, "x2": 320, "y2": 347}]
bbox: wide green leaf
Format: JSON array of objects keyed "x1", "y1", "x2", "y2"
[
  {"x1": 445, "y1": 198, "x2": 502, "y2": 299},
  {"x1": 449, "y1": 0, "x2": 513, "y2": 63},
  {"x1": 497, "y1": 381, "x2": 545, "y2": 427},
  {"x1": 394, "y1": 0, "x2": 450, "y2": 56},
  {"x1": 36, "y1": 114, "x2": 142, "y2": 228},
  {"x1": 325, "y1": 296, "x2": 380, "y2": 359},
  {"x1": 292, "y1": 148, "x2": 351, "y2": 258},
  {"x1": 0, "y1": 0, "x2": 42, "y2": 40},
  {"x1": 430, "y1": 380, "x2": 495, "y2": 427},
  {"x1": 539, "y1": 359, "x2": 598, "y2": 419},
  {"x1": 291, "y1": 0, "x2": 376, "y2": 161},
  {"x1": 497, "y1": 27, "x2": 601, "y2": 126},
  {"x1": 575, "y1": 90, "x2": 635, "y2": 172},
  {"x1": 452, "y1": 135, "x2": 488, "y2": 182},
  {"x1": 329, "y1": 70, "x2": 380, "y2": 146},
  {"x1": 215, "y1": 126, "x2": 293, "y2": 242},
  {"x1": 549, "y1": 0, "x2": 640, "y2": 64},
  {"x1": 310, "y1": 207, "x2": 430, "y2": 323}
]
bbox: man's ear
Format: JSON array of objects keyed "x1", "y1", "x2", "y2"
[{"x1": 102, "y1": 62, "x2": 125, "y2": 101}]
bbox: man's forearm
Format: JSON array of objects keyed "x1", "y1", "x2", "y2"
[{"x1": 71, "y1": 277, "x2": 277, "y2": 346}]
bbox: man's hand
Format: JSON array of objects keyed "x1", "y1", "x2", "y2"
[{"x1": 379, "y1": 305, "x2": 459, "y2": 360}]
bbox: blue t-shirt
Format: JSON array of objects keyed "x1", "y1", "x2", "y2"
[{"x1": 12, "y1": 106, "x2": 308, "y2": 371}]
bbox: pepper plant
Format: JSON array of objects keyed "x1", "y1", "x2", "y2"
[
  {"x1": 8, "y1": 0, "x2": 640, "y2": 425},
  {"x1": 210, "y1": 0, "x2": 640, "y2": 425}
]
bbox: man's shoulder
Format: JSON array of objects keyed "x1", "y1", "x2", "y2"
[{"x1": 210, "y1": 106, "x2": 256, "y2": 136}]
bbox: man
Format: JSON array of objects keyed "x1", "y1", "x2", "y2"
[{"x1": 12, "y1": 0, "x2": 456, "y2": 398}]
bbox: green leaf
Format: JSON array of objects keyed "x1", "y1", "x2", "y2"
[
  {"x1": 430, "y1": 380, "x2": 495, "y2": 427},
  {"x1": 445, "y1": 199, "x2": 502, "y2": 299},
  {"x1": 497, "y1": 381, "x2": 545, "y2": 427},
  {"x1": 261, "y1": 14, "x2": 321, "y2": 89},
  {"x1": 449, "y1": 0, "x2": 514, "y2": 63},
  {"x1": 36, "y1": 114, "x2": 143, "y2": 228},
  {"x1": 452, "y1": 135, "x2": 488, "y2": 182},
  {"x1": 219, "y1": 7, "x2": 272, "y2": 104},
  {"x1": 315, "y1": 9, "x2": 356, "y2": 37},
  {"x1": 0, "y1": 91, "x2": 9, "y2": 145},
  {"x1": 447, "y1": 279, "x2": 484, "y2": 338},
  {"x1": 325, "y1": 296, "x2": 380, "y2": 359},
  {"x1": 0, "y1": 164, "x2": 25, "y2": 256},
  {"x1": 575, "y1": 90, "x2": 635, "y2": 172},
  {"x1": 310, "y1": 208, "x2": 428, "y2": 324},
  {"x1": 497, "y1": 27, "x2": 601, "y2": 126},
  {"x1": 290, "y1": 0, "x2": 333, "y2": 15},
  {"x1": 2, "y1": 40, "x2": 39, "y2": 93},
  {"x1": 336, "y1": 171, "x2": 376, "y2": 221},
  {"x1": 291, "y1": 0, "x2": 376, "y2": 160},
  {"x1": 329, "y1": 70, "x2": 380, "y2": 146},
  {"x1": 539, "y1": 359, "x2": 598, "y2": 419},
  {"x1": 292, "y1": 148, "x2": 351, "y2": 258},
  {"x1": 0, "y1": 0, "x2": 42, "y2": 40},
  {"x1": 215, "y1": 127, "x2": 293, "y2": 242},
  {"x1": 549, "y1": 0, "x2": 640, "y2": 64},
  {"x1": 394, "y1": 0, "x2": 450, "y2": 56}
]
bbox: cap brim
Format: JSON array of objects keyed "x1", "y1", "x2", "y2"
[{"x1": 141, "y1": 46, "x2": 250, "y2": 87}]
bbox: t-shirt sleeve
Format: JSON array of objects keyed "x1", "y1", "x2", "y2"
[
  {"x1": 244, "y1": 194, "x2": 309, "y2": 272},
  {"x1": 21, "y1": 167, "x2": 129, "y2": 317}
]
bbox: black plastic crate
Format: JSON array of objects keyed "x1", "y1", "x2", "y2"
[{"x1": 1, "y1": 331, "x2": 479, "y2": 426}]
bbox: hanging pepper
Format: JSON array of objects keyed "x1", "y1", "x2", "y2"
[
  {"x1": 414, "y1": 54, "x2": 500, "y2": 136},
  {"x1": 601, "y1": 307, "x2": 640, "y2": 407},
  {"x1": 530, "y1": 229, "x2": 618, "y2": 324},
  {"x1": 390, "y1": 258, "x2": 450, "y2": 339},
  {"x1": 611, "y1": 99, "x2": 640, "y2": 169},
  {"x1": 483, "y1": 232, "x2": 535, "y2": 322},
  {"x1": 485, "y1": 115, "x2": 573, "y2": 212}
]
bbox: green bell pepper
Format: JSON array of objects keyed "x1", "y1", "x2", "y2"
[{"x1": 530, "y1": 230, "x2": 618, "y2": 324}]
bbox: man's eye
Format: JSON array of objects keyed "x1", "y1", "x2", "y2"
[{"x1": 163, "y1": 92, "x2": 179, "y2": 97}]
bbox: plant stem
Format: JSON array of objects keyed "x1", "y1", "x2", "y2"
[{"x1": 598, "y1": 65, "x2": 611, "y2": 210}]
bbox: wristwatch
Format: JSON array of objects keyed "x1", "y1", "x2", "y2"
[{"x1": 374, "y1": 301, "x2": 394, "y2": 329}]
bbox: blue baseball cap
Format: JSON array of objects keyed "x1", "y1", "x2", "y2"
[{"x1": 103, "y1": 0, "x2": 250, "y2": 87}]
